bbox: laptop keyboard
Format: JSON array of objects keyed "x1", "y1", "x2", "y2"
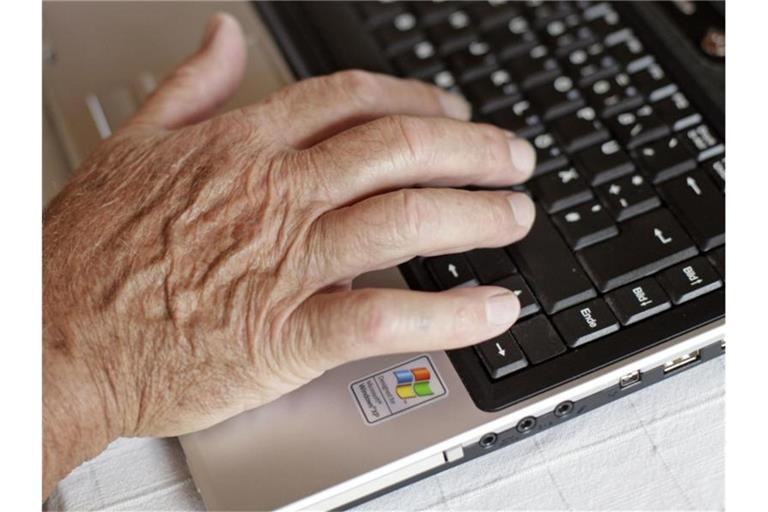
[{"x1": 353, "y1": 1, "x2": 725, "y2": 386}]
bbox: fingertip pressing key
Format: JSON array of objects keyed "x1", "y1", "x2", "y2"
[
  {"x1": 485, "y1": 290, "x2": 521, "y2": 326},
  {"x1": 507, "y1": 192, "x2": 536, "y2": 228},
  {"x1": 438, "y1": 91, "x2": 472, "y2": 121},
  {"x1": 506, "y1": 134, "x2": 537, "y2": 180}
]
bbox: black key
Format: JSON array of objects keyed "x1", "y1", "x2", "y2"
[
  {"x1": 552, "y1": 200, "x2": 618, "y2": 250},
  {"x1": 529, "y1": 132, "x2": 568, "y2": 176},
  {"x1": 604, "y1": 277, "x2": 671, "y2": 325},
  {"x1": 447, "y1": 40, "x2": 498, "y2": 82},
  {"x1": 550, "y1": 106, "x2": 609, "y2": 153},
  {"x1": 491, "y1": 275, "x2": 540, "y2": 319},
  {"x1": 583, "y1": 4, "x2": 624, "y2": 40},
  {"x1": 426, "y1": 254, "x2": 478, "y2": 289},
  {"x1": 475, "y1": 331, "x2": 528, "y2": 379},
  {"x1": 530, "y1": 166, "x2": 593, "y2": 213},
  {"x1": 374, "y1": 13, "x2": 425, "y2": 56},
  {"x1": 655, "y1": 91, "x2": 702, "y2": 132},
  {"x1": 586, "y1": 72, "x2": 643, "y2": 118},
  {"x1": 631, "y1": 63, "x2": 678, "y2": 102},
  {"x1": 506, "y1": 44, "x2": 561, "y2": 89},
  {"x1": 467, "y1": 247, "x2": 517, "y2": 284},
  {"x1": 543, "y1": 15, "x2": 596, "y2": 56},
  {"x1": 565, "y1": 42, "x2": 620, "y2": 87},
  {"x1": 525, "y1": 0, "x2": 573, "y2": 28},
  {"x1": 608, "y1": 36, "x2": 654, "y2": 73},
  {"x1": 528, "y1": 75, "x2": 585, "y2": 120},
  {"x1": 358, "y1": 2, "x2": 405, "y2": 28},
  {"x1": 464, "y1": 69, "x2": 521, "y2": 114},
  {"x1": 427, "y1": 10, "x2": 477, "y2": 54},
  {"x1": 410, "y1": 1, "x2": 458, "y2": 26},
  {"x1": 511, "y1": 315, "x2": 567, "y2": 365},
  {"x1": 429, "y1": 69, "x2": 461, "y2": 93},
  {"x1": 657, "y1": 171, "x2": 725, "y2": 251},
  {"x1": 657, "y1": 256, "x2": 723, "y2": 305},
  {"x1": 606, "y1": 104, "x2": 670, "y2": 149},
  {"x1": 596, "y1": 172, "x2": 660, "y2": 221},
  {"x1": 465, "y1": 1, "x2": 522, "y2": 32},
  {"x1": 703, "y1": 156, "x2": 725, "y2": 191},
  {"x1": 577, "y1": 208, "x2": 699, "y2": 292},
  {"x1": 552, "y1": 298, "x2": 620, "y2": 348},
  {"x1": 708, "y1": 246, "x2": 725, "y2": 278},
  {"x1": 485, "y1": 15, "x2": 538, "y2": 59},
  {"x1": 681, "y1": 124, "x2": 725, "y2": 162},
  {"x1": 486, "y1": 99, "x2": 543, "y2": 139},
  {"x1": 507, "y1": 205, "x2": 597, "y2": 313},
  {"x1": 636, "y1": 134, "x2": 696, "y2": 184},
  {"x1": 393, "y1": 41, "x2": 444, "y2": 79},
  {"x1": 572, "y1": 139, "x2": 634, "y2": 186}
]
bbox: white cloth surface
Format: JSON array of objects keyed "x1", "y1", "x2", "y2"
[{"x1": 47, "y1": 357, "x2": 724, "y2": 511}]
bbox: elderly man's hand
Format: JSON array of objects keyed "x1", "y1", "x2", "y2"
[{"x1": 43, "y1": 13, "x2": 535, "y2": 496}]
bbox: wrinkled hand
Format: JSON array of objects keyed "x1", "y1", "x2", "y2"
[{"x1": 43, "y1": 13, "x2": 536, "y2": 495}]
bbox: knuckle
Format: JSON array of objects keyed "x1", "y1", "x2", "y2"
[
  {"x1": 333, "y1": 70, "x2": 381, "y2": 106},
  {"x1": 383, "y1": 115, "x2": 429, "y2": 165},
  {"x1": 349, "y1": 290, "x2": 390, "y2": 350},
  {"x1": 390, "y1": 189, "x2": 428, "y2": 244}
]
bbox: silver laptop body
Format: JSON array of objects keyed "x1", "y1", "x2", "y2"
[{"x1": 42, "y1": 2, "x2": 725, "y2": 510}]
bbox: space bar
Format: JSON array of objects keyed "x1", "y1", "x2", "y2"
[
  {"x1": 576, "y1": 208, "x2": 699, "y2": 292},
  {"x1": 507, "y1": 205, "x2": 596, "y2": 314}
]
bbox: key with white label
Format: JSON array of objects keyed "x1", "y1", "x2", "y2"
[
  {"x1": 425, "y1": 254, "x2": 478, "y2": 289},
  {"x1": 529, "y1": 132, "x2": 569, "y2": 176},
  {"x1": 635, "y1": 134, "x2": 696, "y2": 184},
  {"x1": 572, "y1": 139, "x2": 635, "y2": 186},
  {"x1": 475, "y1": 331, "x2": 529, "y2": 379},
  {"x1": 657, "y1": 171, "x2": 725, "y2": 251},
  {"x1": 606, "y1": 103, "x2": 670, "y2": 149},
  {"x1": 491, "y1": 275, "x2": 540, "y2": 319},
  {"x1": 576, "y1": 208, "x2": 699, "y2": 292},
  {"x1": 596, "y1": 172, "x2": 660, "y2": 221},
  {"x1": 552, "y1": 298, "x2": 620, "y2": 348},
  {"x1": 530, "y1": 166, "x2": 593, "y2": 213},
  {"x1": 657, "y1": 256, "x2": 722, "y2": 305},
  {"x1": 550, "y1": 106, "x2": 610, "y2": 153},
  {"x1": 552, "y1": 200, "x2": 618, "y2": 250},
  {"x1": 604, "y1": 277, "x2": 671, "y2": 325}
]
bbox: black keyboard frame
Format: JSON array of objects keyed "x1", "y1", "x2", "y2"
[{"x1": 256, "y1": 1, "x2": 725, "y2": 412}]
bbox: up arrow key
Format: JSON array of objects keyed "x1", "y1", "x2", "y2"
[{"x1": 686, "y1": 176, "x2": 702, "y2": 195}]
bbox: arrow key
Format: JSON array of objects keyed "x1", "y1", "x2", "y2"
[
  {"x1": 491, "y1": 275, "x2": 540, "y2": 319},
  {"x1": 475, "y1": 331, "x2": 528, "y2": 379},
  {"x1": 657, "y1": 171, "x2": 724, "y2": 251},
  {"x1": 425, "y1": 254, "x2": 478, "y2": 290}
]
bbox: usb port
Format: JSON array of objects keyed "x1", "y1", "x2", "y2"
[
  {"x1": 619, "y1": 370, "x2": 642, "y2": 390},
  {"x1": 663, "y1": 350, "x2": 701, "y2": 374}
]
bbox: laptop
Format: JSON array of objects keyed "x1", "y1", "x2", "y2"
[{"x1": 43, "y1": 1, "x2": 725, "y2": 510}]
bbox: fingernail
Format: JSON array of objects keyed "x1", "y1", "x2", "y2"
[
  {"x1": 508, "y1": 137, "x2": 537, "y2": 178},
  {"x1": 507, "y1": 192, "x2": 536, "y2": 227},
  {"x1": 438, "y1": 91, "x2": 472, "y2": 121},
  {"x1": 202, "y1": 13, "x2": 226, "y2": 47},
  {"x1": 485, "y1": 292, "x2": 520, "y2": 326}
]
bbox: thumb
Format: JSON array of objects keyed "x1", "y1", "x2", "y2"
[{"x1": 130, "y1": 12, "x2": 247, "y2": 130}]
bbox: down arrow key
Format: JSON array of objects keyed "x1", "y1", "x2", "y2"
[{"x1": 475, "y1": 332, "x2": 528, "y2": 379}]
